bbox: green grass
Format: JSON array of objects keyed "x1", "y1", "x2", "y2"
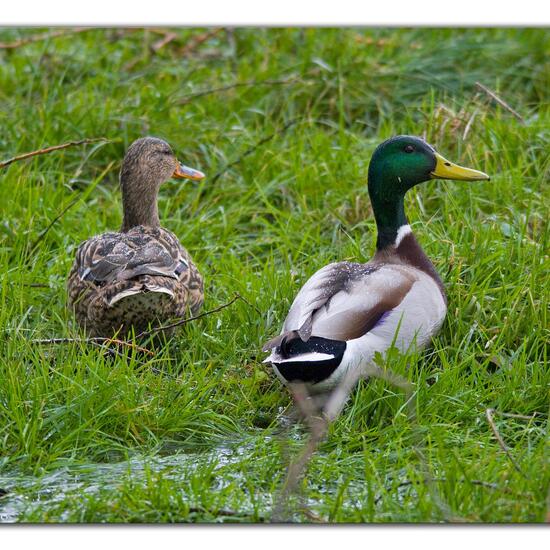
[{"x1": 0, "y1": 27, "x2": 548, "y2": 523}]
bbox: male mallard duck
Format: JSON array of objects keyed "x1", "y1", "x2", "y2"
[
  {"x1": 67, "y1": 137, "x2": 205, "y2": 337},
  {"x1": 263, "y1": 135, "x2": 489, "y2": 399}
]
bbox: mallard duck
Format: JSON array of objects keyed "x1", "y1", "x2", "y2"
[
  {"x1": 67, "y1": 137, "x2": 205, "y2": 337},
  {"x1": 263, "y1": 135, "x2": 489, "y2": 400}
]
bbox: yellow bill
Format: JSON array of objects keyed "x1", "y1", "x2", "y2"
[
  {"x1": 173, "y1": 162, "x2": 205, "y2": 181},
  {"x1": 430, "y1": 152, "x2": 489, "y2": 181}
]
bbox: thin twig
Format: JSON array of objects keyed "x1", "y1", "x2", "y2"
[
  {"x1": 30, "y1": 337, "x2": 154, "y2": 356},
  {"x1": 180, "y1": 28, "x2": 223, "y2": 56},
  {"x1": 135, "y1": 293, "x2": 243, "y2": 339},
  {"x1": 235, "y1": 293, "x2": 262, "y2": 316},
  {"x1": 490, "y1": 410, "x2": 540, "y2": 421},
  {"x1": 176, "y1": 76, "x2": 301, "y2": 105},
  {"x1": 485, "y1": 408, "x2": 528, "y2": 478},
  {"x1": 211, "y1": 118, "x2": 301, "y2": 185},
  {"x1": 125, "y1": 28, "x2": 222, "y2": 72},
  {"x1": 462, "y1": 107, "x2": 479, "y2": 141},
  {"x1": 146, "y1": 28, "x2": 177, "y2": 37},
  {"x1": 301, "y1": 507, "x2": 323, "y2": 522},
  {"x1": 0, "y1": 28, "x2": 91, "y2": 50},
  {"x1": 30, "y1": 295, "x2": 242, "y2": 358},
  {"x1": 0, "y1": 138, "x2": 111, "y2": 169},
  {"x1": 29, "y1": 197, "x2": 81, "y2": 252},
  {"x1": 475, "y1": 82, "x2": 525, "y2": 123},
  {"x1": 151, "y1": 31, "x2": 178, "y2": 52}
]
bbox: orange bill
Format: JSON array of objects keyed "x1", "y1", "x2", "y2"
[{"x1": 173, "y1": 162, "x2": 205, "y2": 181}]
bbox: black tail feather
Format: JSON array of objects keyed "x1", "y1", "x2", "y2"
[{"x1": 271, "y1": 336, "x2": 346, "y2": 384}]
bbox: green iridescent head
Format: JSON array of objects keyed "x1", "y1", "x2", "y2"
[
  {"x1": 368, "y1": 135, "x2": 489, "y2": 198},
  {"x1": 367, "y1": 135, "x2": 490, "y2": 248}
]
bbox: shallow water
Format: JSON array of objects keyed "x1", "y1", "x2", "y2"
[
  {"x1": 0, "y1": 434, "x2": 427, "y2": 523},
  {"x1": 0, "y1": 443, "x2": 261, "y2": 523}
]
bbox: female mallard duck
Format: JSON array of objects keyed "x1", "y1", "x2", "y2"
[
  {"x1": 263, "y1": 135, "x2": 489, "y2": 401},
  {"x1": 67, "y1": 137, "x2": 205, "y2": 337}
]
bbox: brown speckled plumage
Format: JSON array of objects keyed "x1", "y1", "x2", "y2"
[{"x1": 67, "y1": 137, "x2": 205, "y2": 337}]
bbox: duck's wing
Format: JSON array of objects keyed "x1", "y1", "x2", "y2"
[
  {"x1": 74, "y1": 226, "x2": 190, "y2": 285},
  {"x1": 263, "y1": 261, "x2": 416, "y2": 351}
]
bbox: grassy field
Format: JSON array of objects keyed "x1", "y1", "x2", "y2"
[{"x1": 0, "y1": 27, "x2": 548, "y2": 523}]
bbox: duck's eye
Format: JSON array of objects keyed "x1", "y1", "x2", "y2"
[
  {"x1": 404, "y1": 145, "x2": 415, "y2": 153},
  {"x1": 159, "y1": 149, "x2": 172, "y2": 156}
]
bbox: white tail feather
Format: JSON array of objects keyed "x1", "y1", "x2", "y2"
[
  {"x1": 263, "y1": 351, "x2": 335, "y2": 364},
  {"x1": 108, "y1": 286, "x2": 174, "y2": 306}
]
